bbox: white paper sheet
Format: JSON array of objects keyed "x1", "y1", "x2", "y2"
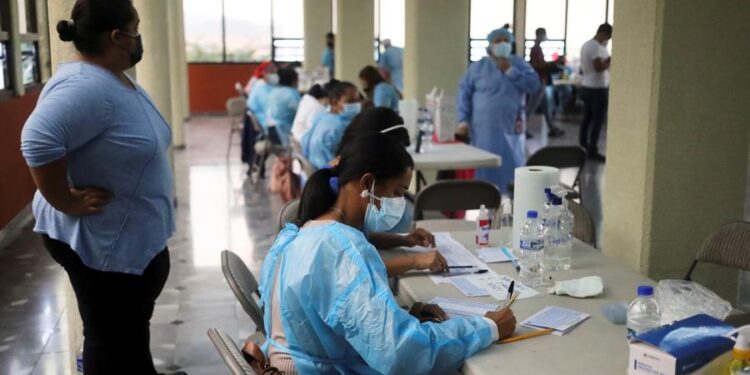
[
  {"x1": 463, "y1": 274, "x2": 540, "y2": 301},
  {"x1": 429, "y1": 233, "x2": 488, "y2": 284},
  {"x1": 428, "y1": 297, "x2": 500, "y2": 318},
  {"x1": 450, "y1": 277, "x2": 490, "y2": 297},
  {"x1": 476, "y1": 247, "x2": 514, "y2": 263},
  {"x1": 521, "y1": 306, "x2": 590, "y2": 335}
]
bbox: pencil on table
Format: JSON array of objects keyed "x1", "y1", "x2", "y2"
[{"x1": 498, "y1": 328, "x2": 554, "y2": 344}]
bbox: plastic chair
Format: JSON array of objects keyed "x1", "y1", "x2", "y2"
[
  {"x1": 567, "y1": 199, "x2": 596, "y2": 247},
  {"x1": 277, "y1": 199, "x2": 300, "y2": 231},
  {"x1": 226, "y1": 96, "x2": 247, "y2": 160},
  {"x1": 206, "y1": 328, "x2": 254, "y2": 375},
  {"x1": 248, "y1": 112, "x2": 287, "y2": 183},
  {"x1": 515, "y1": 146, "x2": 588, "y2": 199},
  {"x1": 684, "y1": 221, "x2": 750, "y2": 281},
  {"x1": 221, "y1": 250, "x2": 265, "y2": 333},
  {"x1": 413, "y1": 180, "x2": 501, "y2": 232}
]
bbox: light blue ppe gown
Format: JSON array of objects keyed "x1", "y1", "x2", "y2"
[
  {"x1": 301, "y1": 111, "x2": 352, "y2": 169},
  {"x1": 457, "y1": 56, "x2": 540, "y2": 194},
  {"x1": 259, "y1": 222, "x2": 495, "y2": 374},
  {"x1": 247, "y1": 81, "x2": 275, "y2": 130},
  {"x1": 267, "y1": 86, "x2": 302, "y2": 147},
  {"x1": 372, "y1": 82, "x2": 400, "y2": 112},
  {"x1": 321, "y1": 47, "x2": 334, "y2": 74},
  {"x1": 378, "y1": 46, "x2": 404, "y2": 90}
]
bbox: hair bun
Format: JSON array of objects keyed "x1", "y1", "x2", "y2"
[{"x1": 56, "y1": 20, "x2": 76, "y2": 42}]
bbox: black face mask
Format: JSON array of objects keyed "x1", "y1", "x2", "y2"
[
  {"x1": 119, "y1": 31, "x2": 144, "y2": 67},
  {"x1": 129, "y1": 35, "x2": 144, "y2": 67},
  {"x1": 326, "y1": 41, "x2": 334, "y2": 48}
]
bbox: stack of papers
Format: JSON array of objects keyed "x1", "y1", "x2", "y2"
[
  {"x1": 521, "y1": 306, "x2": 590, "y2": 335},
  {"x1": 429, "y1": 233, "x2": 488, "y2": 284},
  {"x1": 428, "y1": 297, "x2": 500, "y2": 318}
]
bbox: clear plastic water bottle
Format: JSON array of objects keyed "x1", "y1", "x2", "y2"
[
  {"x1": 519, "y1": 210, "x2": 544, "y2": 287},
  {"x1": 558, "y1": 197, "x2": 574, "y2": 270},
  {"x1": 500, "y1": 199, "x2": 513, "y2": 247},
  {"x1": 626, "y1": 285, "x2": 661, "y2": 337},
  {"x1": 417, "y1": 108, "x2": 434, "y2": 151},
  {"x1": 543, "y1": 198, "x2": 562, "y2": 272}
]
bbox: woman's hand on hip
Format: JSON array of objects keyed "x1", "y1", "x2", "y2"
[{"x1": 65, "y1": 187, "x2": 113, "y2": 216}]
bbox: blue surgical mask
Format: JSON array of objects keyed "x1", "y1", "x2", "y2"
[
  {"x1": 341, "y1": 102, "x2": 362, "y2": 119},
  {"x1": 266, "y1": 73, "x2": 279, "y2": 85},
  {"x1": 362, "y1": 181, "x2": 406, "y2": 233},
  {"x1": 492, "y1": 42, "x2": 512, "y2": 58}
]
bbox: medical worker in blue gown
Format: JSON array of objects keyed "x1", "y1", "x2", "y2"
[
  {"x1": 247, "y1": 63, "x2": 278, "y2": 131},
  {"x1": 266, "y1": 68, "x2": 301, "y2": 146},
  {"x1": 457, "y1": 27, "x2": 540, "y2": 193},
  {"x1": 260, "y1": 134, "x2": 517, "y2": 374},
  {"x1": 378, "y1": 39, "x2": 404, "y2": 91},
  {"x1": 301, "y1": 81, "x2": 360, "y2": 169}
]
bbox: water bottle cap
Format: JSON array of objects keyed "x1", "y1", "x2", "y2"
[
  {"x1": 637, "y1": 285, "x2": 654, "y2": 296},
  {"x1": 552, "y1": 197, "x2": 563, "y2": 205},
  {"x1": 527, "y1": 210, "x2": 538, "y2": 218}
]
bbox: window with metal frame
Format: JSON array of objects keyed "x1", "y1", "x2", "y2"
[
  {"x1": 0, "y1": 0, "x2": 11, "y2": 91},
  {"x1": 469, "y1": 0, "x2": 514, "y2": 62},
  {"x1": 184, "y1": 0, "x2": 306, "y2": 63},
  {"x1": 18, "y1": 0, "x2": 40, "y2": 86},
  {"x1": 524, "y1": 0, "x2": 613, "y2": 63}
]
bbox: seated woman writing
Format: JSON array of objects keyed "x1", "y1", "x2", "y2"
[{"x1": 259, "y1": 134, "x2": 516, "y2": 374}]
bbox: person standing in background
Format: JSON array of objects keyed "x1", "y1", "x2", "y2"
[
  {"x1": 20, "y1": 1, "x2": 183, "y2": 374},
  {"x1": 579, "y1": 23, "x2": 612, "y2": 162},
  {"x1": 457, "y1": 27, "x2": 540, "y2": 194},
  {"x1": 322, "y1": 32, "x2": 335, "y2": 77},
  {"x1": 528, "y1": 27, "x2": 565, "y2": 137},
  {"x1": 378, "y1": 39, "x2": 404, "y2": 91}
]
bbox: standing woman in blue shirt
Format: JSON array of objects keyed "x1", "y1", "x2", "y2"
[
  {"x1": 359, "y1": 65, "x2": 400, "y2": 111},
  {"x1": 20, "y1": 1, "x2": 177, "y2": 374}
]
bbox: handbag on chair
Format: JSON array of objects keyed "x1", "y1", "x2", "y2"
[{"x1": 241, "y1": 339, "x2": 285, "y2": 375}]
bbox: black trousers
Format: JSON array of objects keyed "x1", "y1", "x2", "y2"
[
  {"x1": 42, "y1": 235, "x2": 170, "y2": 375},
  {"x1": 579, "y1": 87, "x2": 609, "y2": 154}
]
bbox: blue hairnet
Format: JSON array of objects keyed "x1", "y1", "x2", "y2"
[{"x1": 487, "y1": 27, "x2": 514, "y2": 43}]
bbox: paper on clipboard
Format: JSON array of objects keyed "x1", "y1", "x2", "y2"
[
  {"x1": 521, "y1": 306, "x2": 590, "y2": 335},
  {"x1": 428, "y1": 297, "x2": 500, "y2": 318},
  {"x1": 428, "y1": 233, "x2": 487, "y2": 284}
]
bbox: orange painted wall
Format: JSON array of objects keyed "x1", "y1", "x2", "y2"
[
  {"x1": 188, "y1": 63, "x2": 258, "y2": 113},
  {"x1": 0, "y1": 88, "x2": 41, "y2": 229}
]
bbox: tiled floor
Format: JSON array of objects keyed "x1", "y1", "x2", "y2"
[{"x1": 0, "y1": 110, "x2": 603, "y2": 374}]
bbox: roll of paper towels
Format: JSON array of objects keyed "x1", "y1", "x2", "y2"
[{"x1": 512, "y1": 166, "x2": 560, "y2": 253}]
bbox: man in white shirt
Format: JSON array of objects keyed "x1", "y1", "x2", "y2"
[{"x1": 579, "y1": 23, "x2": 612, "y2": 162}]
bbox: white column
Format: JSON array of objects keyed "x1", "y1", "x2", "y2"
[
  {"x1": 602, "y1": 0, "x2": 749, "y2": 300},
  {"x1": 46, "y1": 0, "x2": 76, "y2": 72},
  {"x1": 303, "y1": 0, "x2": 332, "y2": 71},
  {"x1": 403, "y1": 0, "x2": 469, "y2": 102},
  {"x1": 334, "y1": 0, "x2": 374, "y2": 86},
  {"x1": 168, "y1": 0, "x2": 185, "y2": 147},
  {"x1": 175, "y1": 0, "x2": 190, "y2": 120},
  {"x1": 513, "y1": 0, "x2": 526, "y2": 56}
]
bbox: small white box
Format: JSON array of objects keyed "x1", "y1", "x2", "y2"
[
  {"x1": 628, "y1": 342, "x2": 676, "y2": 375},
  {"x1": 628, "y1": 342, "x2": 732, "y2": 375}
]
